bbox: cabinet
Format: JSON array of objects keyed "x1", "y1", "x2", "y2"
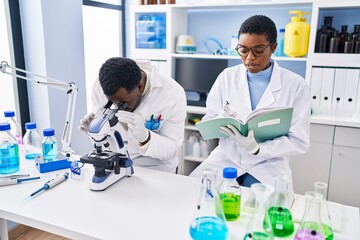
[{"x1": 129, "y1": 1, "x2": 360, "y2": 206}]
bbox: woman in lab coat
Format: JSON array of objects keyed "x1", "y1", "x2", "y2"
[
  {"x1": 190, "y1": 15, "x2": 311, "y2": 190},
  {"x1": 80, "y1": 57, "x2": 187, "y2": 173}
]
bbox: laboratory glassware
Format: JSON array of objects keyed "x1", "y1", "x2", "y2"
[
  {"x1": 244, "y1": 183, "x2": 274, "y2": 240},
  {"x1": 23, "y1": 122, "x2": 42, "y2": 160},
  {"x1": 4, "y1": 111, "x2": 22, "y2": 146},
  {"x1": 295, "y1": 191, "x2": 325, "y2": 240},
  {"x1": 267, "y1": 175, "x2": 295, "y2": 237},
  {"x1": 189, "y1": 168, "x2": 228, "y2": 240},
  {"x1": 42, "y1": 128, "x2": 58, "y2": 162},
  {"x1": 0, "y1": 122, "x2": 19, "y2": 174},
  {"x1": 314, "y1": 182, "x2": 334, "y2": 240},
  {"x1": 219, "y1": 167, "x2": 241, "y2": 221}
]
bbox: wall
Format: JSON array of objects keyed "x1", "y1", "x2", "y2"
[{"x1": 19, "y1": 0, "x2": 88, "y2": 154}]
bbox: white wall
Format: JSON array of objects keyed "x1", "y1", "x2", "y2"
[{"x1": 19, "y1": 0, "x2": 88, "y2": 154}]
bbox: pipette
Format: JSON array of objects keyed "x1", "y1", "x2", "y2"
[
  {"x1": 30, "y1": 172, "x2": 69, "y2": 197},
  {"x1": 0, "y1": 176, "x2": 40, "y2": 187}
]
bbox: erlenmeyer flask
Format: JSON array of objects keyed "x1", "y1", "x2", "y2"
[
  {"x1": 267, "y1": 175, "x2": 295, "y2": 237},
  {"x1": 314, "y1": 182, "x2": 334, "y2": 240},
  {"x1": 244, "y1": 183, "x2": 274, "y2": 240},
  {"x1": 189, "y1": 168, "x2": 228, "y2": 240},
  {"x1": 295, "y1": 191, "x2": 325, "y2": 240}
]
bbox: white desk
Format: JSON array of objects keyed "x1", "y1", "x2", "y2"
[{"x1": 0, "y1": 157, "x2": 359, "y2": 240}]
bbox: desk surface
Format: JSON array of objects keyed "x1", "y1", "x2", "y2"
[{"x1": 0, "y1": 157, "x2": 359, "y2": 240}]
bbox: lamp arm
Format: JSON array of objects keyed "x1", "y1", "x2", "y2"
[{"x1": 0, "y1": 61, "x2": 78, "y2": 156}]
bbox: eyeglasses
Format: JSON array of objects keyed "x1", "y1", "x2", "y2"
[{"x1": 235, "y1": 42, "x2": 274, "y2": 57}]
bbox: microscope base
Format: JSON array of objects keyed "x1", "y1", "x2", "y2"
[{"x1": 90, "y1": 166, "x2": 133, "y2": 191}]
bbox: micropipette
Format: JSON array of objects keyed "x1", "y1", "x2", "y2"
[
  {"x1": 0, "y1": 176, "x2": 40, "y2": 187},
  {"x1": 30, "y1": 172, "x2": 69, "y2": 197}
]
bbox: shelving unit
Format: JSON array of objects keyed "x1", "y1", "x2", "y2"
[{"x1": 129, "y1": 0, "x2": 360, "y2": 207}]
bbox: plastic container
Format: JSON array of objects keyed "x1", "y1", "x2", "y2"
[
  {"x1": 284, "y1": 10, "x2": 310, "y2": 57},
  {"x1": 136, "y1": 14, "x2": 166, "y2": 49},
  {"x1": 275, "y1": 28, "x2": 286, "y2": 57},
  {"x1": 0, "y1": 122, "x2": 20, "y2": 174},
  {"x1": 23, "y1": 122, "x2": 42, "y2": 160},
  {"x1": 4, "y1": 110, "x2": 22, "y2": 146},
  {"x1": 219, "y1": 167, "x2": 241, "y2": 221},
  {"x1": 42, "y1": 128, "x2": 58, "y2": 162}
]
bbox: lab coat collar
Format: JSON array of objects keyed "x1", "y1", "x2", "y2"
[{"x1": 136, "y1": 60, "x2": 162, "y2": 89}]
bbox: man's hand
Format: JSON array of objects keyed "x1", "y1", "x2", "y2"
[
  {"x1": 116, "y1": 111, "x2": 149, "y2": 143},
  {"x1": 79, "y1": 113, "x2": 95, "y2": 134},
  {"x1": 219, "y1": 125, "x2": 259, "y2": 154}
]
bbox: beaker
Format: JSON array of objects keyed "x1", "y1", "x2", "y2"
[
  {"x1": 295, "y1": 191, "x2": 325, "y2": 240},
  {"x1": 243, "y1": 183, "x2": 274, "y2": 240},
  {"x1": 314, "y1": 182, "x2": 334, "y2": 240},
  {"x1": 189, "y1": 168, "x2": 228, "y2": 240},
  {"x1": 267, "y1": 175, "x2": 295, "y2": 237}
]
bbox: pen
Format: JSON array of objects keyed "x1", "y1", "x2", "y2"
[
  {"x1": 150, "y1": 114, "x2": 154, "y2": 121},
  {"x1": 157, "y1": 114, "x2": 162, "y2": 121},
  {"x1": 30, "y1": 172, "x2": 69, "y2": 197},
  {"x1": 0, "y1": 176, "x2": 40, "y2": 187}
]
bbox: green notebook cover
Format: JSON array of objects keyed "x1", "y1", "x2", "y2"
[{"x1": 195, "y1": 107, "x2": 293, "y2": 143}]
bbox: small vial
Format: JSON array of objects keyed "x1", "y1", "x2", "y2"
[
  {"x1": 42, "y1": 128, "x2": 58, "y2": 162},
  {"x1": 0, "y1": 122, "x2": 20, "y2": 174},
  {"x1": 23, "y1": 122, "x2": 42, "y2": 160},
  {"x1": 219, "y1": 167, "x2": 241, "y2": 221}
]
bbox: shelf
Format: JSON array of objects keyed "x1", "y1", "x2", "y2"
[
  {"x1": 310, "y1": 115, "x2": 360, "y2": 128},
  {"x1": 307, "y1": 53, "x2": 360, "y2": 68},
  {"x1": 184, "y1": 156, "x2": 205, "y2": 163},
  {"x1": 186, "y1": 105, "x2": 207, "y2": 114},
  {"x1": 185, "y1": 125, "x2": 198, "y2": 131},
  {"x1": 171, "y1": 53, "x2": 307, "y2": 61}
]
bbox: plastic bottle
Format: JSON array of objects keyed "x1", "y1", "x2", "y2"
[
  {"x1": 219, "y1": 167, "x2": 241, "y2": 221},
  {"x1": 4, "y1": 110, "x2": 22, "y2": 146},
  {"x1": 192, "y1": 141, "x2": 201, "y2": 158},
  {"x1": 42, "y1": 128, "x2": 58, "y2": 162},
  {"x1": 23, "y1": 122, "x2": 42, "y2": 160},
  {"x1": 284, "y1": 10, "x2": 310, "y2": 57},
  {"x1": 200, "y1": 140, "x2": 209, "y2": 158},
  {"x1": 275, "y1": 28, "x2": 286, "y2": 57},
  {"x1": 186, "y1": 134, "x2": 196, "y2": 156},
  {"x1": 189, "y1": 168, "x2": 228, "y2": 240},
  {"x1": 0, "y1": 122, "x2": 20, "y2": 174}
]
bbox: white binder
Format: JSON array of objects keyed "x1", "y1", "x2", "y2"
[
  {"x1": 344, "y1": 69, "x2": 360, "y2": 118},
  {"x1": 332, "y1": 68, "x2": 348, "y2": 116},
  {"x1": 320, "y1": 68, "x2": 335, "y2": 115},
  {"x1": 310, "y1": 67, "x2": 323, "y2": 115}
]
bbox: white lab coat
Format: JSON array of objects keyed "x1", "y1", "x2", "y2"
[
  {"x1": 91, "y1": 60, "x2": 187, "y2": 173},
  {"x1": 190, "y1": 60, "x2": 311, "y2": 190}
]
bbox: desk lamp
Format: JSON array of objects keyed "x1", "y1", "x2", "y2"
[{"x1": 0, "y1": 60, "x2": 78, "y2": 158}]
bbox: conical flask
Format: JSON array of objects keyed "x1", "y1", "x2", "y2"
[
  {"x1": 295, "y1": 191, "x2": 325, "y2": 240},
  {"x1": 244, "y1": 183, "x2": 274, "y2": 240},
  {"x1": 189, "y1": 168, "x2": 228, "y2": 240},
  {"x1": 267, "y1": 175, "x2": 295, "y2": 237},
  {"x1": 314, "y1": 182, "x2": 334, "y2": 240}
]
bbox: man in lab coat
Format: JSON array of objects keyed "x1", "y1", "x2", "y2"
[
  {"x1": 190, "y1": 15, "x2": 311, "y2": 189},
  {"x1": 80, "y1": 57, "x2": 187, "y2": 173}
]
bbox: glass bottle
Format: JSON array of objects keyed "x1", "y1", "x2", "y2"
[
  {"x1": 4, "y1": 110, "x2": 22, "y2": 147},
  {"x1": 314, "y1": 182, "x2": 334, "y2": 240},
  {"x1": 0, "y1": 122, "x2": 20, "y2": 174},
  {"x1": 23, "y1": 122, "x2": 42, "y2": 160},
  {"x1": 244, "y1": 183, "x2": 274, "y2": 240},
  {"x1": 219, "y1": 167, "x2": 241, "y2": 221},
  {"x1": 339, "y1": 25, "x2": 349, "y2": 53},
  {"x1": 275, "y1": 28, "x2": 286, "y2": 56},
  {"x1": 42, "y1": 128, "x2": 58, "y2": 162},
  {"x1": 315, "y1": 25, "x2": 328, "y2": 53},
  {"x1": 295, "y1": 191, "x2": 325, "y2": 240},
  {"x1": 267, "y1": 175, "x2": 295, "y2": 237},
  {"x1": 189, "y1": 168, "x2": 228, "y2": 240}
]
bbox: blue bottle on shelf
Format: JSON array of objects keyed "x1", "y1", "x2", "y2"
[
  {"x1": 275, "y1": 28, "x2": 286, "y2": 57},
  {"x1": 0, "y1": 122, "x2": 20, "y2": 174},
  {"x1": 42, "y1": 128, "x2": 58, "y2": 162}
]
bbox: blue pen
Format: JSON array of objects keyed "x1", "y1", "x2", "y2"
[
  {"x1": 30, "y1": 172, "x2": 69, "y2": 197},
  {"x1": 0, "y1": 176, "x2": 40, "y2": 187}
]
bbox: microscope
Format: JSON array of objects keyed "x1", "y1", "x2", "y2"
[{"x1": 80, "y1": 101, "x2": 134, "y2": 191}]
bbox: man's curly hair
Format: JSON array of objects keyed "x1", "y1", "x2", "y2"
[
  {"x1": 238, "y1": 15, "x2": 277, "y2": 44},
  {"x1": 99, "y1": 57, "x2": 141, "y2": 96}
]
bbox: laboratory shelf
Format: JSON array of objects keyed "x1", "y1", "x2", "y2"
[
  {"x1": 310, "y1": 115, "x2": 360, "y2": 128},
  {"x1": 171, "y1": 53, "x2": 307, "y2": 61},
  {"x1": 186, "y1": 105, "x2": 207, "y2": 115},
  {"x1": 185, "y1": 125, "x2": 198, "y2": 131},
  {"x1": 184, "y1": 156, "x2": 205, "y2": 163},
  {"x1": 307, "y1": 53, "x2": 360, "y2": 68}
]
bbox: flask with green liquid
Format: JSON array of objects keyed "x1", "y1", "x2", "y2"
[
  {"x1": 267, "y1": 175, "x2": 295, "y2": 237},
  {"x1": 314, "y1": 182, "x2": 334, "y2": 240}
]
